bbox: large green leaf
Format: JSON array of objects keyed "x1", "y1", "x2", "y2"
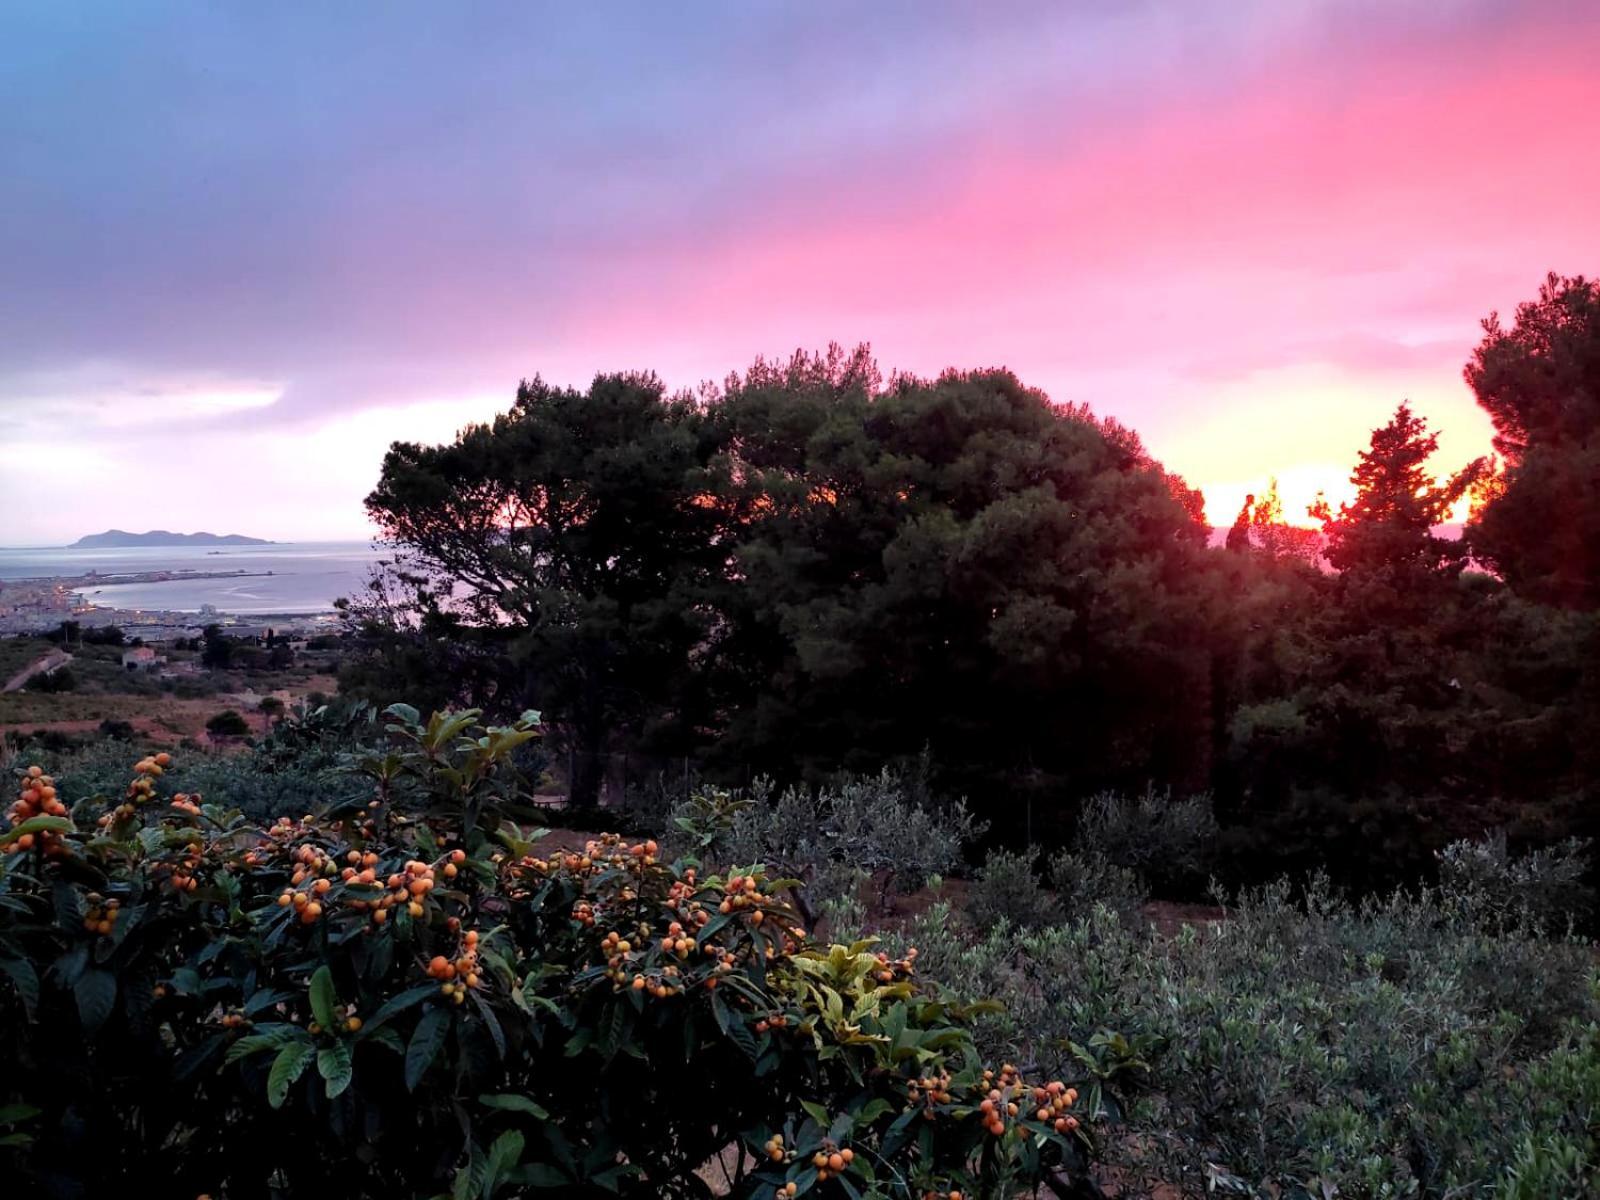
[
  {"x1": 309, "y1": 965, "x2": 338, "y2": 1029},
  {"x1": 483, "y1": 1130, "x2": 525, "y2": 1198},
  {"x1": 406, "y1": 1005, "x2": 450, "y2": 1090},
  {"x1": 364, "y1": 982, "x2": 437, "y2": 1031},
  {"x1": 478, "y1": 1093, "x2": 549, "y2": 1119},
  {"x1": 73, "y1": 968, "x2": 117, "y2": 1034},
  {"x1": 0, "y1": 957, "x2": 39, "y2": 1021},
  {"x1": 318, "y1": 1042, "x2": 354, "y2": 1098},
  {"x1": 267, "y1": 1042, "x2": 316, "y2": 1108},
  {"x1": 0, "y1": 815, "x2": 72, "y2": 847}
]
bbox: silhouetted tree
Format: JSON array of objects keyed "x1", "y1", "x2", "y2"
[
  {"x1": 1311, "y1": 403, "x2": 1484, "y2": 583},
  {"x1": 1465, "y1": 273, "x2": 1600, "y2": 608},
  {"x1": 705, "y1": 348, "x2": 1214, "y2": 826},
  {"x1": 360, "y1": 372, "x2": 727, "y2": 808}
]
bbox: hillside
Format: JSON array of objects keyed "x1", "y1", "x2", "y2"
[{"x1": 68, "y1": 529, "x2": 273, "y2": 548}]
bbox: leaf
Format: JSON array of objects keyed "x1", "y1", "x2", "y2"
[
  {"x1": 800, "y1": 1100, "x2": 831, "y2": 1130},
  {"x1": 0, "y1": 957, "x2": 39, "y2": 1020},
  {"x1": 74, "y1": 968, "x2": 117, "y2": 1034},
  {"x1": 267, "y1": 1042, "x2": 316, "y2": 1108},
  {"x1": 509, "y1": 1163, "x2": 572, "y2": 1189},
  {"x1": 478, "y1": 1093, "x2": 549, "y2": 1119},
  {"x1": 364, "y1": 983, "x2": 437, "y2": 1031},
  {"x1": 0, "y1": 815, "x2": 71, "y2": 847},
  {"x1": 226, "y1": 1028, "x2": 307, "y2": 1064},
  {"x1": 472, "y1": 991, "x2": 507, "y2": 1059},
  {"x1": 383, "y1": 702, "x2": 421, "y2": 726},
  {"x1": 710, "y1": 989, "x2": 757, "y2": 1060},
  {"x1": 0, "y1": 1104, "x2": 41, "y2": 1124},
  {"x1": 244, "y1": 987, "x2": 295, "y2": 1017},
  {"x1": 318, "y1": 1042, "x2": 354, "y2": 1098},
  {"x1": 405, "y1": 1005, "x2": 450, "y2": 1090},
  {"x1": 175, "y1": 1033, "x2": 227, "y2": 1081},
  {"x1": 309, "y1": 965, "x2": 338, "y2": 1029},
  {"x1": 598, "y1": 999, "x2": 633, "y2": 1062},
  {"x1": 484, "y1": 1130, "x2": 525, "y2": 1198}
]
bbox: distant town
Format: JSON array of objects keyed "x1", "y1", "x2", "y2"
[{"x1": 0, "y1": 568, "x2": 340, "y2": 639}]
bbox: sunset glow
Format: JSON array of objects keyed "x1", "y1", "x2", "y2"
[{"x1": 2, "y1": 1, "x2": 1596, "y2": 541}]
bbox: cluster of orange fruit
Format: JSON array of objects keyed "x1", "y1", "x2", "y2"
[
  {"x1": 974, "y1": 1065, "x2": 1078, "y2": 1138},
  {"x1": 809, "y1": 1143, "x2": 855, "y2": 1182},
  {"x1": 308, "y1": 1005, "x2": 364, "y2": 1035},
  {"x1": 908, "y1": 1069, "x2": 955, "y2": 1112},
  {"x1": 871, "y1": 945, "x2": 919, "y2": 984},
  {"x1": 82, "y1": 891, "x2": 120, "y2": 935},
  {"x1": 94, "y1": 753, "x2": 173, "y2": 830},
  {"x1": 426, "y1": 928, "x2": 482, "y2": 1004},
  {"x1": 5, "y1": 765, "x2": 70, "y2": 856},
  {"x1": 159, "y1": 842, "x2": 204, "y2": 893},
  {"x1": 169, "y1": 794, "x2": 202, "y2": 817},
  {"x1": 629, "y1": 964, "x2": 685, "y2": 999},
  {"x1": 218, "y1": 1010, "x2": 251, "y2": 1030},
  {"x1": 274, "y1": 843, "x2": 340, "y2": 924}
]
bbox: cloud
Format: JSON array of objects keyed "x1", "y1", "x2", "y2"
[{"x1": 0, "y1": 0, "x2": 1594, "y2": 540}]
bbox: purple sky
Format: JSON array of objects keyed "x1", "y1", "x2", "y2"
[{"x1": 3, "y1": 1, "x2": 1597, "y2": 543}]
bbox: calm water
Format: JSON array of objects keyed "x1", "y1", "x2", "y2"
[{"x1": 0, "y1": 542, "x2": 391, "y2": 614}]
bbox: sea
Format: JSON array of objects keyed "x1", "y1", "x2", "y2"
[{"x1": 0, "y1": 542, "x2": 391, "y2": 615}]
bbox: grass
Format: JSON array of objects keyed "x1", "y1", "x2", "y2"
[{"x1": 0, "y1": 636, "x2": 55, "y2": 680}]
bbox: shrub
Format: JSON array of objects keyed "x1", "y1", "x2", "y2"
[
  {"x1": 205, "y1": 708, "x2": 251, "y2": 737},
  {"x1": 1075, "y1": 787, "x2": 1218, "y2": 897},
  {"x1": 1048, "y1": 848, "x2": 1146, "y2": 927},
  {"x1": 920, "y1": 871, "x2": 1600, "y2": 1197},
  {"x1": 0, "y1": 709, "x2": 1088, "y2": 1199},
  {"x1": 966, "y1": 847, "x2": 1061, "y2": 932},
  {"x1": 672, "y1": 770, "x2": 983, "y2": 926},
  {"x1": 1437, "y1": 830, "x2": 1593, "y2": 935},
  {"x1": 23, "y1": 667, "x2": 75, "y2": 694}
]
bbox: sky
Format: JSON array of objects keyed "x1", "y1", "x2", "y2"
[{"x1": 2, "y1": 1, "x2": 1597, "y2": 544}]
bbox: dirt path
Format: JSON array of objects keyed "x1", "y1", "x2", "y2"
[{"x1": 1, "y1": 649, "x2": 72, "y2": 693}]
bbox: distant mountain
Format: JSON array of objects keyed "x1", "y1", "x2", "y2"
[{"x1": 69, "y1": 529, "x2": 274, "y2": 548}]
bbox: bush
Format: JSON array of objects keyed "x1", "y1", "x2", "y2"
[
  {"x1": 919, "y1": 872, "x2": 1600, "y2": 1197},
  {"x1": 671, "y1": 770, "x2": 983, "y2": 926},
  {"x1": 23, "y1": 667, "x2": 75, "y2": 694},
  {"x1": 1048, "y1": 848, "x2": 1146, "y2": 927},
  {"x1": 1437, "y1": 831, "x2": 1593, "y2": 935},
  {"x1": 0, "y1": 709, "x2": 1089, "y2": 1199},
  {"x1": 1075, "y1": 787, "x2": 1219, "y2": 897},
  {"x1": 966, "y1": 847, "x2": 1061, "y2": 932},
  {"x1": 205, "y1": 708, "x2": 251, "y2": 737}
]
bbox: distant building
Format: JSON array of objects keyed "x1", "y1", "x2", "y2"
[{"x1": 121, "y1": 647, "x2": 165, "y2": 671}]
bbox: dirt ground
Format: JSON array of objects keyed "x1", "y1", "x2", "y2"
[{"x1": 0, "y1": 673, "x2": 340, "y2": 749}]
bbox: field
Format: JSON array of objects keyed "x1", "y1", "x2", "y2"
[{"x1": 0, "y1": 633, "x2": 339, "y2": 747}]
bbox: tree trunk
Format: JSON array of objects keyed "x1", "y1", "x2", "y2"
[{"x1": 568, "y1": 731, "x2": 606, "y2": 809}]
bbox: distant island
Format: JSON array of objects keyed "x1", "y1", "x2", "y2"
[{"x1": 69, "y1": 529, "x2": 274, "y2": 549}]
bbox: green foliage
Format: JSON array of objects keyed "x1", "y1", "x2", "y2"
[
  {"x1": 914, "y1": 862, "x2": 1600, "y2": 1198},
  {"x1": 357, "y1": 372, "x2": 729, "y2": 807},
  {"x1": 1074, "y1": 788, "x2": 1218, "y2": 899},
  {"x1": 966, "y1": 848, "x2": 1061, "y2": 932},
  {"x1": 1046, "y1": 849, "x2": 1145, "y2": 927},
  {"x1": 1437, "y1": 831, "x2": 1593, "y2": 935},
  {"x1": 205, "y1": 708, "x2": 251, "y2": 737},
  {"x1": 1466, "y1": 272, "x2": 1600, "y2": 609},
  {"x1": 711, "y1": 348, "x2": 1214, "y2": 819},
  {"x1": 23, "y1": 666, "x2": 75, "y2": 693},
  {"x1": 0, "y1": 717, "x2": 1087, "y2": 1199},
  {"x1": 671, "y1": 770, "x2": 983, "y2": 928}
]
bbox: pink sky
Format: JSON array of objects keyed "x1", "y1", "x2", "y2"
[{"x1": 2, "y1": 2, "x2": 1596, "y2": 542}]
